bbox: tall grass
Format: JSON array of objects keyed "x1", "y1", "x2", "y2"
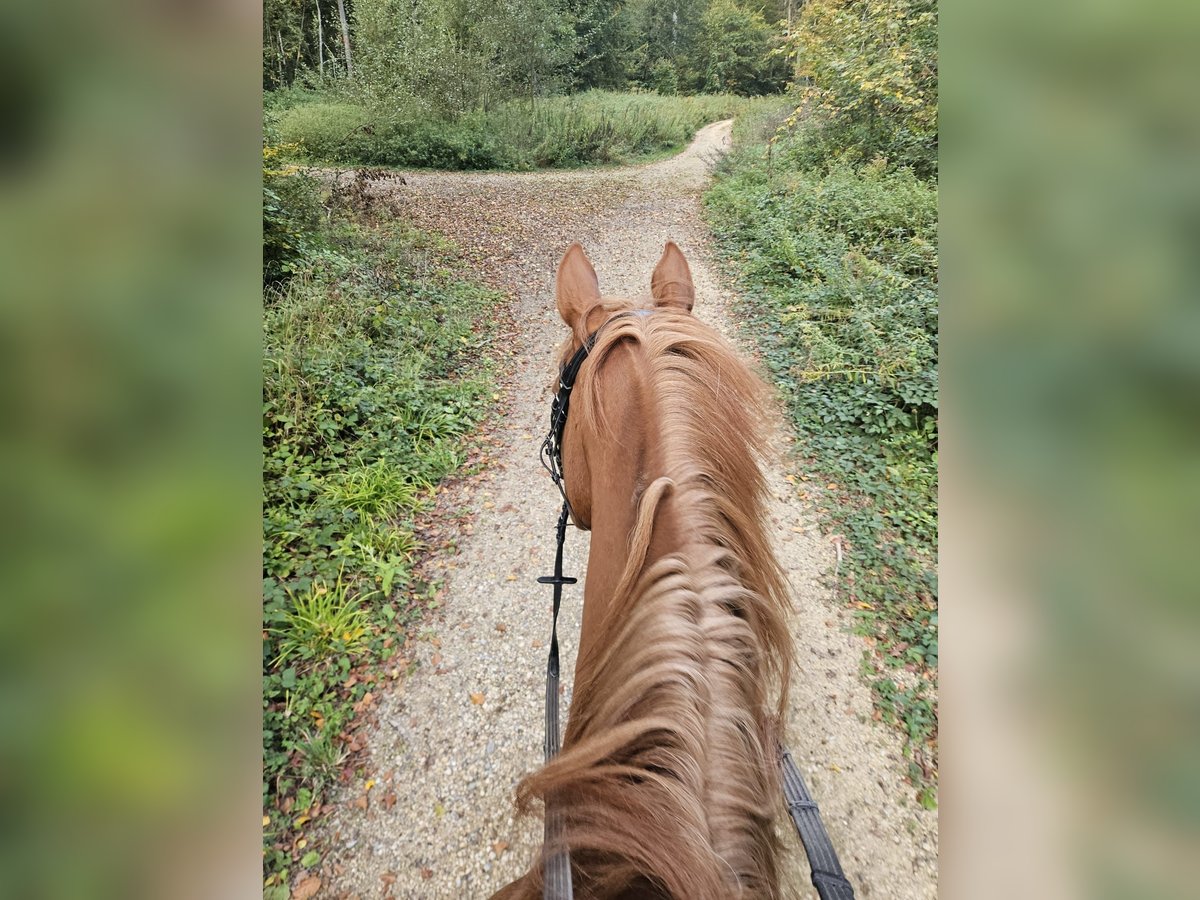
[{"x1": 270, "y1": 90, "x2": 747, "y2": 170}]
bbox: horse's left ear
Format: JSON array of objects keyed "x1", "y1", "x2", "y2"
[
  {"x1": 650, "y1": 241, "x2": 695, "y2": 312},
  {"x1": 557, "y1": 242, "x2": 601, "y2": 332}
]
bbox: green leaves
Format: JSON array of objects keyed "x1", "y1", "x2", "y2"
[
  {"x1": 272, "y1": 90, "x2": 747, "y2": 171},
  {"x1": 262, "y1": 211, "x2": 499, "y2": 885},
  {"x1": 706, "y1": 101, "x2": 938, "y2": 804}
]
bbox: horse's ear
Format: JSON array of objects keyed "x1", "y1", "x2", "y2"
[
  {"x1": 557, "y1": 242, "x2": 600, "y2": 331},
  {"x1": 650, "y1": 241, "x2": 695, "y2": 312}
]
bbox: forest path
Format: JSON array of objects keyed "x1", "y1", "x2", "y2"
[{"x1": 319, "y1": 121, "x2": 938, "y2": 899}]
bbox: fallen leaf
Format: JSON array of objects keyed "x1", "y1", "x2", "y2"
[
  {"x1": 293, "y1": 875, "x2": 321, "y2": 900},
  {"x1": 434, "y1": 803, "x2": 445, "y2": 818},
  {"x1": 420, "y1": 867, "x2": 434, "y2": 880},
  {"x1": 262, "y1": 815, "x2": 270, "y2": 828},
  {"x1": 383, "y1": 792, "x2": 397, "y2": 810},
  {"x1": 495, "y1": 623, "x2": 507, "y2": 633},
  {"x1": 365, "y1": 779, "x2": 375, "y2": 791},
  {"x1": 431, "y1": 652, "x2": 442, "y2": 667},
  {"x1": 354, "y1": 795, "x2": 368, "y2": 811},
  {"x1": 493, "y1": 841, "x2": 509, "y2": 855},
  {"x1": 505, "y1": 574, "x2": 517, "y2": 582},
  {"x1": 381, "y1": 872, "x2": 397, "y2": 886},
  {"x1": 470, "y1": 692, "x2": 485, "y2": 705}
]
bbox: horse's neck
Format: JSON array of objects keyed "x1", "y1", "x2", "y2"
[{"x1": 573, "y1": 357, "x2": 689, "y2": 683}]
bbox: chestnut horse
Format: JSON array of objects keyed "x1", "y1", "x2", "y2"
[{"x1": 494, "y1": 243, "x2": 794, "y2": 900}]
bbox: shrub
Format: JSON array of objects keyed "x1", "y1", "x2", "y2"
[
  {"x1": 789, "y1": 0, "x2": 938, "y2": 176},
  {"x1": 274, "y1": 101, "x2": 371, "y2": 160},
  {"x1": 263, "y1": 143, "x2": 324, "y2": 285}
]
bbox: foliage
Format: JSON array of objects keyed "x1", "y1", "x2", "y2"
[
  {"x1": 263, "y1": 142, "x2": 325, "y2": 285},
  {"x1": 264, "y1": 0, "x2": 792, "y2": 101},
  {"x1": 789, "y1": 0, "x2": 938, "y2": 175},
  {"x1": 262, "y1": 190, "x2": 501, "y2": 886},
  {"x1": 705, "y1": 99, "x2": 938, "y2": 801},
  {"x1": 695, "y1": 0, "x2": 789, "y2": 96},
  {"x1": 272, "y1": 574, "x2": 373, "y2": 667},
  {"x1": 271, "y1": 102, "x2": 370, "y2": 160},
  {"x1": 273, "y1": 90, "x2": 746, "y2": 170},
  {"x1": 352, "y1": 0, "x2": 577, "y2": 115}
]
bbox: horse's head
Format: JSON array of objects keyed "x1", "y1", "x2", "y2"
[{"x1": 551, "y1": 241, "x2": 696, "y2": 530}]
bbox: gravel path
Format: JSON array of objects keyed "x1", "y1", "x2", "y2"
[{"x1": 318, "y1": 121, "x2": 938, "y2": 899}]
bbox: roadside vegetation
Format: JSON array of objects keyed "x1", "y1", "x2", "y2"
[
  {"x1": 268, "y1": 90, "x2": 747, "y2": 170},
  {"x1": 262, "y1": 146, "x2": 501, "y2": 892},
  {"x1": 705, "y1": 0, "x2": 939, "y2": 806}
]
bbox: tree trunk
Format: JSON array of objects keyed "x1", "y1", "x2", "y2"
[
  {"x1": 336, "y1": 0, "x2": 353, "y2": 76},
  {"x1": 316, "y1": 0, "x2": 325, "y2": 76}
]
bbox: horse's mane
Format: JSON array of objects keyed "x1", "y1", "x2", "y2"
[{"x1": 514, "y1": 303, "x2": 794, "y2": 899}]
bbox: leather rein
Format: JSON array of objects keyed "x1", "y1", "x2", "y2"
[{"x1": 534, "y1": 312, "x2": 855, "y2": 900}]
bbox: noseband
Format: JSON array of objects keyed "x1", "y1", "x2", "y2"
[{"x1": 530, "y1": 310, "x2": 855, "y2": 900}]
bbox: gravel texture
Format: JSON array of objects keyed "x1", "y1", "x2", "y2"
[{"x1": 316, "y1": 121, "x2": 938, "y2": 899}]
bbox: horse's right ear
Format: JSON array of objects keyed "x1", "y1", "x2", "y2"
[{"x1": 556, "y1": 242, "x2": 600, "y2": 332}]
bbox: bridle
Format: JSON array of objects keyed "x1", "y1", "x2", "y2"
[{"x1": 532, "y1": 312, "x2": 856, "y2": 900}]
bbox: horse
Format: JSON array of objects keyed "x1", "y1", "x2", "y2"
[{"x1": 493, "y1": 242, "x2": 795, "y2": 900}]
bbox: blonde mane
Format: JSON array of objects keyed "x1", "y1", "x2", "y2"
[{"x1": 511, "y1": 304, "x2": 795, "y2": 899}]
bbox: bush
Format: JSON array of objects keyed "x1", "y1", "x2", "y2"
[
  {"x1": 263, "y1": 143, "x2": 324, "y2": 285},
  {"x1": 274, "y1": 101, "x2": 372, "y2": 160},
  {"x1": 790, "y1": 0, "x2": 938, "y2": 176}
]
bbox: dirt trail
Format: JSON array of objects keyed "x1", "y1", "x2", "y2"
[{"x1": 319, "y1": 121, "x2": 938, "y2": 899}]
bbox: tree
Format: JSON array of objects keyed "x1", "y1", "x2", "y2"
[
  {"x1": 626, "y1": 0, "x2": 706, "y2": 91},
  {"x1": 790, "y1": 0, "x2": 938, "y2": 173},
  {"x1": 566, "y1": 0, "x2": 632, "y2": 89},
  {"x1": 694, "y1": 0, "x2": 787, "y2": 95},
  {"x1": 336, "y1": 0, "x2": 354, "y2": 75}
]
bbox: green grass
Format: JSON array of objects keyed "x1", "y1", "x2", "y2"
[
  {"x1": 707, "y1": 99, "x2": 939, "y2": 806},
  {"x1": 262, "y1": 184, "x2": 502, "y2": 888},
  {"x1": 268, "y1": 90, "x2": 747, "y2": 171},
  {"x1": 271, "y1": 574, "x2": 373, "y2": 668}
]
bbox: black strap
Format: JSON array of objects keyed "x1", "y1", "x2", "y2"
[
  {"x1": 780, "y1": 746, "x2": 856, "y2": 900},
  {"x1": 537, "y1": 502, "x2": 577, "y2": 900}
]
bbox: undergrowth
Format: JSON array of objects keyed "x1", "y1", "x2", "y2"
[
  {"x1": 268, "y1": 90, "x2": 746, "y2": 170},
  {"x1": 706, "y1": 102, "x2": 939, "y2": 806},
  {"x1": 262, "y1": 172, "x2": 501, "y2": 891}
]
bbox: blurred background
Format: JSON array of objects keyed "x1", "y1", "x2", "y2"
[
  {"x1": 0, "y1": 0, "x2": 1195, "y2": 897},
  {"x1": 944, "y1": 0, "x2": 1200, "y2": 897},
  {"x1": 0, "y1": 0, "x2": 261, "y2": 897}
]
